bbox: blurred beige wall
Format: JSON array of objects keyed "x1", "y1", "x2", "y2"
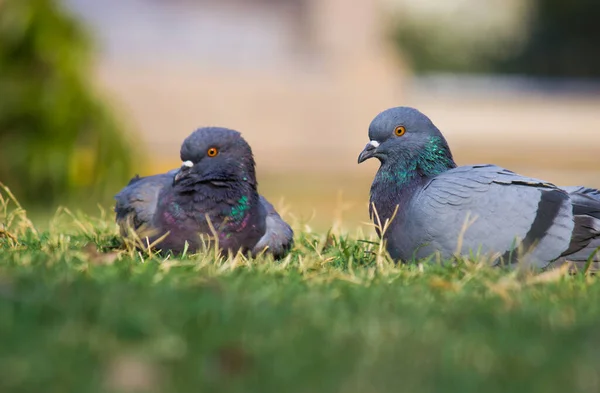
[
  {"x1": 90, "y1": 0, "x2": 404, "y2": 174},
  {"x1": 74, "y1": 0, "x2": 600, "y2": 230}
]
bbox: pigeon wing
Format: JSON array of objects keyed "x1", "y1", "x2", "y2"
[
  {"x1": 251, "y1": 196, "x2": 294, "y2": 259},
  {"x1": 556, "y1": 185, "x2": 600, "y2": 263},
  {"x1": 114, "y1": 170, "x2": 176, "y2": 235},
  {"x1": 408, "y1": 164, "x2": 574, "y2": 268}
]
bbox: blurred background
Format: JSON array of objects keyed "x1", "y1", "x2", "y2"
[{"x1": 1, "y1": 0, "x2": 599, "y2": 231}]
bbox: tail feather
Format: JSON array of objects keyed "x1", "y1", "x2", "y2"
[
  {"x1": 562, "y1": 186, "x2": 600, "y2": 199},
  {"x1": 557, "y1": 186, "x2": 600, "y2": 264}
]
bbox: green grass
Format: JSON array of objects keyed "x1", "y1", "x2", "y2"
[{"x1": 2, "y1": 186, "x2": 600, "y2": 393}]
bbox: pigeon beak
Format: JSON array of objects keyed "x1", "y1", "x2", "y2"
[
  {"x1": 173, "y1": 160, "x2": 194, "y2": 184},
  {"x1": 358, "y1": 140, "x2": 379, "y2": 163}
]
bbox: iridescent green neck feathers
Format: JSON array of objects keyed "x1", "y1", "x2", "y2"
[{"x1": 378, "y1": 136, "x2": 456, "y2": 185}]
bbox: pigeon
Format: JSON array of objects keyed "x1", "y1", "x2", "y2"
[
  {"x1": 357, "y1": 106, "x2": 600, "y2": 269},
  {"x1": 114, "y1": 127, "x2": 294, "y2": 259}
]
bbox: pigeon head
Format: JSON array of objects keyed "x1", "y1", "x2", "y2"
[
  {"x1": 358, "y1": 106, "x2": 452, "y2": 165},
  {"x1": 173, "y1": 127, "x2": 257, "y2": 189},
  {"x1": 358, "y1": 106, "x2": 457, "y2": 184}
]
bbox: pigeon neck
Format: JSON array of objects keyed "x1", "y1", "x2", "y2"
[
  {"x1": 171, "y1": 180, "x2": 260, "y2": 227},
  {"x1": 378, "y1": 136, "x2": 456, "y2": 186},
  {"x1": 369, "y1": 136, "x2": 456, "y2": 237},
  {"x1": 220, "y1": 187, "x2": 261, "y2": 231},
  {"x1": 179, "y1": 179, "x2": 258, "y2": 202}
]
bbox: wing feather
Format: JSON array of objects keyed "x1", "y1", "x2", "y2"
[{"x1": 409, "y1": 165, "x2": 573, "y2": 268}]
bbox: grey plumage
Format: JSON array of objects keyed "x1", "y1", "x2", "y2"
[
  {"x1": 358, "y1": 106, "x2": 600, "y2": 269},
  {"x1": 114, "y1": 170, "x2": 177, "y2": 232},
  {"x1": 114, "y1": 127, "x2": 294, "y2": 259},
  {"x1": 253, "y1": 196, "x2": 294, "y2": 258},
  {"x1": 551, "y1": 186, "x2": 600, "y2": 266}
]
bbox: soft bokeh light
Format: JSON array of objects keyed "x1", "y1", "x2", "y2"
[{"x1": 3, "y1": 0, "x2": 600, "y2": 231}]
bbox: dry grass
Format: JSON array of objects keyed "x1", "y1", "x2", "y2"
[{"x1": 2, "y1": 183, "x2": 600, "y2": 393}]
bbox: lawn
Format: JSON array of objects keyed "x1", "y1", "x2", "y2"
[{"x1": 1, "y1": 186, "x2": 600, "y2": 393}]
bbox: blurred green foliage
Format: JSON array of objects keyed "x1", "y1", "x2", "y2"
[
  {"x1": 499, "y1": 0, "x2": 600, "y2": 78},
  {"x1": 392, "y1": 0, "x2": 600, "y2": 77},
  {"x1": 391, "y1": 19, "x2": 507, "y2": 75},
  {"x1": 0, "y1": 0, "x2": 137, "y2": 209}
]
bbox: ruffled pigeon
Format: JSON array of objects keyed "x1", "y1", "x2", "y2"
[
  {"x1": 114, "y1": 127, "x2": 294, "y2": 259},
  {"x1": 358, "y1": 106, "x2": 600, "y2": 269}
]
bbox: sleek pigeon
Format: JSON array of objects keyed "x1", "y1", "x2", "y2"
[
  {"x1": 358, "y1": 106, "x2": 600, "y2": 269},
  {"x1": 114, "y1": 127, "x2": 294, "y2": 259}
]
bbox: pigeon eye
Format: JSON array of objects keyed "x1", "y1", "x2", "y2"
[
  {"x1": 394, "y1": 126, "x2": 406, "y2": 136},
  {"x1": 207, "y1": 147, "x2": 219, "y2": 157}
]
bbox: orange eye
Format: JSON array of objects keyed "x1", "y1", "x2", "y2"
[
  {"x1": 207, "y1": 147, "x2": 219, "y2": 157},
  {"x1": 394, "y1": 126, "x2": 406, "y2": 136}
]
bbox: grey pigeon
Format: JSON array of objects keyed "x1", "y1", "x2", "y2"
[
  {"x1": 114, "y1": 127, "x2": 294, "y2": 259},
  {"x1": 358, "y1": 106, "x2": 600, "y2": 269}
]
